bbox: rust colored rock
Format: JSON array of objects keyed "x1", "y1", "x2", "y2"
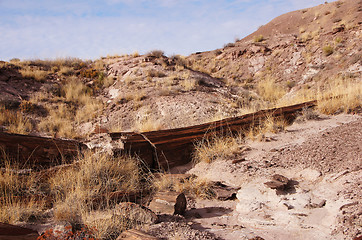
[
  {"x1": 0, "y1": 132, "x2": 87, "y2": 169},
  {"x1": 0, "y1": 222, "x2": 39, "y2": 240},
  {"x1": 110, "y1": 101, "x2": 317, "y2": 170},
  {"x1": 212, "y1": 182, "x2": 239, "y2": 201},
  {"x1": 116, "y1": 229, "x2": 160, "y2": 240},
  {"x1": 248, "y1": 237, "x2": 265, "y2": 240},
  {"x1": 115, "y1": 202, "x2": 158, "y2": 224},
  {"x1": 148, "y1": 191, "x2": 187, "y2": 215},
  {"x1": 264, "y1": 174, "x2": 290, "y2": 190}
]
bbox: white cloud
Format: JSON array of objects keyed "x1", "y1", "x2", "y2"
[{"x1": 0, "y1": 0, "x2": 327, "y2": 60}]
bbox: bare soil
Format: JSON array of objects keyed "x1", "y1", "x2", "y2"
[{"x1": 184, "y1": 113, "x2": 361, "y2": 240}]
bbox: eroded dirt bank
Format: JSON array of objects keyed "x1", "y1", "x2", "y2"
[{"x1": 185, "y1": 114, "x2": 361, "y2": 240}]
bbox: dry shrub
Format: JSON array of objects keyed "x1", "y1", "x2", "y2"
[
  {"x1": 0, "y1": 158, "x2": 44, "y2": 223},
  {"x1": 38, "y1": 103, "x2": 76, "y2": 138},
  {"x1": 257, "y1": 77, "x2": 286, "y2": 103},
  {"x1": 322, "y1": 45, "x2": 334, "y2": 56},
  {"x1": 147, "y1": 50, "x2": 164, "y2": 58},
  {"x1": 147, "y1": 69, "x2": 166, "y2": 78},
  {"x1": 193, "y1": 134, "x2": 243, "y2": 163},
  {"x1": 246, "y1": 115, "x2": 288, "y2": 141},
  {"x1": 62, "y1": 77, "x2": 91, "y2": 104},
  {"x1": 181, "y1": 79, "x2": 197, "y2": 91},
  {"x1": 317, "y1": 78, "x2": 361, "y2": 114},
  {"x1": 58, "y1": 66, "x2": 74, "y2": 76},
  {"x1": 154, "y1": 174, "x2": 215, "y2": 199},
  {"x1": 253, "y1": 35, "x2": 264, "y2": 42},
  {"x1": 50, "y1": 151, "x2": 144, "y2": 233},
  {"x1": 38, "y1": 83, "x2": 102, "y2": 137},
  {"x1": 133, "y1": 114, "x2": 163, "y2": 133},
  {"x1": 20, "y1": 67, "x2": 48, "y2": 82},
  {"x1": 0, "y1": 105, "x2": 33, "y2": 134}
]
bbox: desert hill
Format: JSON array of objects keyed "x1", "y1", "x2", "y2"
[
  {"x1": 0, "y1": 0, "x2": 361, "y2": 239},
  {"x1": 0, "y1": 0, "x2": 361, "y2": 137}
]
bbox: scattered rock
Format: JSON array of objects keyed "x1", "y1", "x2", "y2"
[
  {"x1": 211, "y1": 181, "x2": 239, "y2": 200},
  {"x1": 148, "y1": 192, "x2": 187, "y2": 215},
  {"x1": 116, "y1": 229, "x2": 160, "y2": 240},
  {"x1": 115, "y1": 202, "x2": 158, "y2": 224},
  {"x1": 305, "y1": 198, "x2": 326, "y2": 209}
]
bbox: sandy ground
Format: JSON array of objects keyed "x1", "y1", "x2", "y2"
[{"x1": 177, "y1": 113, "x2": 362, "y2": 240}]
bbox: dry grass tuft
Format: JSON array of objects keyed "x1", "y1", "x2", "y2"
[
  {"x1": 322, "y1": 45, "x2": 334, "y2": 56},
  {"x1": 317, "y1": 78, "x2": 361, "y2": 114},
  {"x1": 20, "y1": 67, "x2": 49, "y2": 82},
  {"x1": 154, "y1": 174, "x2": 215, "y2": 199},
  {"x1": 49, "y1": 151, "x2": 146, "y2": 236},
  {"x1": 246, "y1": 115, "x2": 288, "y2": 141},
  {"x1": 0, "y1": 105, "x2": 33, "y2": 134},
  {"x1": 38, "y1": 103, "x2": 76, "y2": 138},
  {"x1": 253, "y1": 35, "x2": 264, "y2": 42},
  {"x1": 0, "y1": 157, "x2": 44, "y2": 223},
  {"x1": 181, "y1": 79, "x2": 197, "y2": 91},
  {"x1": 257, "y1": 77, "x2": 286, "y2": 103},
  {"x1": 133, "y1": 114, "x2": 163, "y2": 133},
  {"x1": 193, "y1": 134, "x2": 244, "y2": 163}
]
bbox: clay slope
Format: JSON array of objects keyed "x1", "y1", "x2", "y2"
[{"x1": 187, "y1": 0, "x2": 361, "y2": 94}]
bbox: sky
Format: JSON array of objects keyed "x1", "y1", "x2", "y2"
[{"x1": 0, "y1": 0, "x2": 327, "y2": 61}]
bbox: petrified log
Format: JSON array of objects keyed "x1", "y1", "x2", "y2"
[
  {"x1": 0, "y1": 222, "x2": 39, "y2": 240},
  {"x1": 111, "y1": 100, "x2": 317, "y2": 170},
  {"x1": 0, "y1": 132, "x2": 87, "y2": 168},
  {"x1": 117, "y1": 229, "x2": 160, "y2": 240},
  {"x1": 148, "y1": 191, "x2": 187, "y2": 215}
]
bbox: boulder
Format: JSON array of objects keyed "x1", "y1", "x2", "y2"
[{"x1": 148, "y1": 192, "x2": 187, "y2": 215}]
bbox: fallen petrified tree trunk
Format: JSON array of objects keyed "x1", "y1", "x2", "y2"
[
  {"x1": 0, "y1": 132, "x2": 86, "y2": 168},
  {"x1": 0, "y1": 222, "x2": 39, "y2": 240},
  {"x1": 110, "y1": 100, "x2": 317, "y2": 170}
]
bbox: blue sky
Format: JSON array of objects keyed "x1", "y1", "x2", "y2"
[{"x1": 0, "y1": 0, "x2": 326, "y2": 61}]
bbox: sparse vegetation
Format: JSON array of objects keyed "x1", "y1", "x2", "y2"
[
  {"x1": 257, "y1": 77, "x2": 286, "y2": 103},
  {"x1": 323, "y1": 45, "x2": 334, "y2": 56},
  {"x1": 253, "y1": 35, "x2": 264, "y2": 42},
  {"x1": 147, "y1": 50, "x2": 164, "y2": 58},
  {"x1": 154, "y1": 174, "x2": 215, "y2": 199},
  {"x1": 20, "y1": 67, "x2": 49, "y2": 82},
  {"x1": 193, "y1": 134, "x2": 244, "y2": 163},
  {"x1": 317, "y1": 77, "x2": 362, "y2": 114},
  {"x1": 0, "y1": 105, "x2": 33, "y2": 134}
]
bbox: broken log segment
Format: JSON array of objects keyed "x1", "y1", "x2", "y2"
[
  {"x1": 0, "y1": 132, "x2": 87, "y2": 169},
  {"x1": 0, "y1": 222, "x2": 39, "y2": 240},
  {"x1": 110, "y1": 100, "x2": 317, "y2": 170}
]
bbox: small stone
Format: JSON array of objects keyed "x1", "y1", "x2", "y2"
[
  {"x1": 149, "y1": 191, "x2": 187, "y2": 215},
  {"x1": 115, "y1": 202, "x2": 158, "y2": 224}
]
